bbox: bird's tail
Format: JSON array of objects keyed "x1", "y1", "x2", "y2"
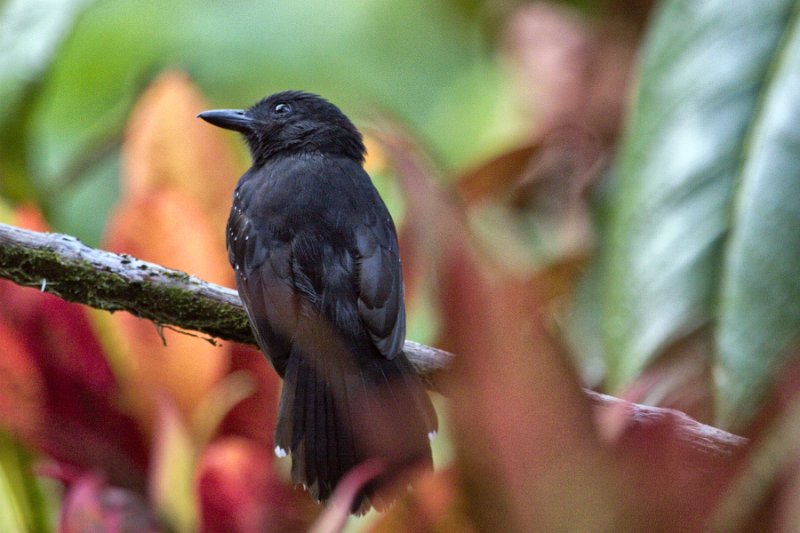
[{"x1": 274, "y1": 347, "x2": 437, "y2": 512}]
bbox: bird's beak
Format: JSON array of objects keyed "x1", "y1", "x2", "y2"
[{"x1": 197, "y1": 109, "x2": 255, "y2": 133}]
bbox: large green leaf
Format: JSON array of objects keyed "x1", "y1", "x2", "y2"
[
  {"x1": 603, "y1": 0, "x2": 800, "y2": 427},
  {"x1": 716, "y1": 12, "x2": 800, "y2": 428}
]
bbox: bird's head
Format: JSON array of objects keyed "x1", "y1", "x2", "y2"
[{"x1": 198, "y1": 91, "x2": 366, "y2": 165}]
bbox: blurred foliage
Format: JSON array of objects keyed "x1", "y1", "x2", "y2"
[
  {"x1": 591, "y1": 0, "x2": 800, "y2": 430},
  {"x1": 2, "y1": 0, "x2": 800, "y2": 531},
  {"x1": 0, "y1": 433, "x2": 53, "y2": 533},
  {"x1": 1, "y1": 0, "x2": 527, "y2": 247}
]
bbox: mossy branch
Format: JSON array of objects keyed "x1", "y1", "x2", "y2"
[{"x1": 0, "y1": 222, "x2": 453, "y2": 372}]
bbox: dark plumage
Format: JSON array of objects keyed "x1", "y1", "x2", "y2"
[{"x1": 198, "y1": 91, "x2": 437, "y2": 512}]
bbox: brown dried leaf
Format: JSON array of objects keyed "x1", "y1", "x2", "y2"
[
  {"x1": 463, "y1": 128, "x2": 602, "y2": 258},
  {"x1": 456, "y1": 143, "x2": 541, "y2": 205}
]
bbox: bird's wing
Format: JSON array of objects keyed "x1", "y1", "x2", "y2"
[
  {"x1": 354, "y1": 221, "x2": 406, "y2": 360},
  {"x1": 228, "y1": 206, "x2": 299, "y2": 377}
]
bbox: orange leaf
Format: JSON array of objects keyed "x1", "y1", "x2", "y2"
[
  {"x1": 11, "y1": 203, "x2": 49, "y2": 232},
  {"x1": 122, "y1": 70, "x2": 244, "y2": 238},
  {"x1": 367, "y1": 467, "x2": 476, "y2": 533},
  {"x1": 0, "y1": 318, "x2": 45, "y2": 441},
  {"x1": 102, "y1": 172, "x2": 233, "y2": 430},
  {"x1": 105, "y1": 186, "x2": 231, "y2": 286}
]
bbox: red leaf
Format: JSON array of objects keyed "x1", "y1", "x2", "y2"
[
  {"x1": 197, "y1": 437, "x2": 317, "y2": 533},
  {"x1": 0, "y1": 206, "x2": 149, "y2": 489},
  {"x1": 216, "y1": 344, "x2": 281, "y2": 449},
  {"x1": 0, "y1": 279, "x2": 148, "y2": 491},
  {"x1": 438, "y1": 245, "x2": 620, "y2": 531},
  {"x1": 0, "y1": 316, "x2": 45, "y2": 440}
]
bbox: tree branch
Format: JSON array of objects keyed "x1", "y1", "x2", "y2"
[
  {"x1": 0, "y1": 222, "x2": 745, "y2": 455},
  {"x1": 0, "y1": 222, "x2": 454, "y2": 369}
]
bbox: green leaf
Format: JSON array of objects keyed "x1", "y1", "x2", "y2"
[
  {"x1": 716, "y1": 10, "x2": 800, "y2": 428},
  {"x1": 149, "y1": 402, "x2": 197, "y2": 533},
  {"x1": 0, "y1": 433, "x2": 52, "y2": 533},
  {"x1": 602, "y1": 0, "x2": 800, "y2": 427},
  {"x1": 0, "y1": 0, "x2": 93, "y2": 120},
  {"x1": 0, "y1": 0, "x2": 94, "y2": 202}
]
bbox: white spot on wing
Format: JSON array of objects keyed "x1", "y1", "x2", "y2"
[
  {"x1": 274, "y1": 446, "x2": 288, "y2": 458},
  {"x1": 428, "y1": 431, "x2": 437, "y2": 441}
]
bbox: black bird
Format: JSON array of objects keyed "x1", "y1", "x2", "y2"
[{"x1": 198, "y1": 91, "x2": 437, "y2": 511}]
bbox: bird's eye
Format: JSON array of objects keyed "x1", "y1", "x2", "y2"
[{"x1": 272, "y1": 103, "x2": 293, "y2": 115}]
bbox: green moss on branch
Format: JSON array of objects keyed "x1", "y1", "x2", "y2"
[{"x1": 0, "y1": 223, "x2": 453, "y2": 377}]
